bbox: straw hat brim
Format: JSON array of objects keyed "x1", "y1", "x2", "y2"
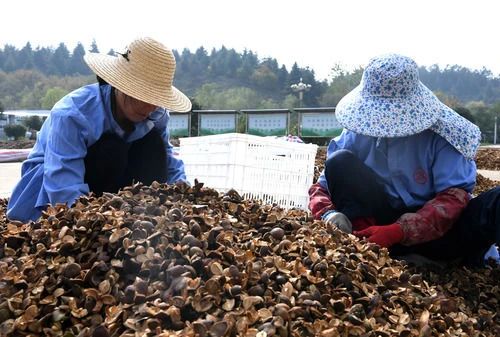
[
  {"x1": 335, "y1": 82, "x2": 442, "y2": 138},
  {"x1": 84, "y1": 53, "x2": 192, "y2": 112}
]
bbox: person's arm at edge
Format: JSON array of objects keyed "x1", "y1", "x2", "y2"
[
  {"x1": 396, "y1": 187, "x2": 470, "y2": 245},
  {"x1": 158, "y1": 109, "x2": 187, "y2": 184}
]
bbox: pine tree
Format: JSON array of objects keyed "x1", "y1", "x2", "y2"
[
  {"x1": 52, "y1": 43, "x2": 70, "y2": 75},
  {"x1": 19, "y1": 42, "x2": 35, "y2": 69},
  {"x1": 70, "y1": 42, "x2": 89, "y2": 75},
  {"x1": 89, "y1": 39, "x2": 99, "y2": 53}
]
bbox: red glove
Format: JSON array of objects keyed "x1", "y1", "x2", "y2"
[
  {"x1": 351, "y1": 217, "x2": 377, "y2": 232},
  {"x1": 353, "y1": 224, "x2": 404, "y2": 248}
]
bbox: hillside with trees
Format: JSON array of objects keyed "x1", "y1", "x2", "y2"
[{"x1": 1, "y1": 41, "x2": 500, "y2": 141}]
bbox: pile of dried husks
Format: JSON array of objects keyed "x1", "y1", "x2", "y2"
[
  {"x1": 473, "y1": 175, "x2": 499, "y2": 195},
  {"x1": 1, "y1": 182, "x2": 499, "y2": 337},
  {"x1": 475, "y1": 149, "x2": 500, "y2": 171}
]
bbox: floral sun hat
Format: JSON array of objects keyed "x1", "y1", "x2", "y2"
[{"x1": 335, "y1": 53, "x2": 481, "y2": 159}]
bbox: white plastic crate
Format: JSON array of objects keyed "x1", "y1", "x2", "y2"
[{"x1": 179, "y1": 133, "x2": 318, "y2": 209}]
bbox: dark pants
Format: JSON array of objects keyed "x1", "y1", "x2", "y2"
[
  {"x1": 84, "y1": 129, "x2": 167, "y2": 196},
  {"x1": 325, "y1": 149, "x2": 500, "y2": 262}
]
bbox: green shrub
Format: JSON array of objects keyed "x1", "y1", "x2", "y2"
[
  {"x1": 4, "y1": 124, "x2": 27, "y2": 140},
  {"x1": 23, "y1": 115, "x2": 44, "y2": 131}
]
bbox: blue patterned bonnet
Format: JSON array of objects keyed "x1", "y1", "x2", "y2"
[{"x1": 335, "y1": 54, "x2": 481, "y2": 159}]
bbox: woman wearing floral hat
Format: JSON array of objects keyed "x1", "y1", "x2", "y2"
[
  {"x1": 7, "y1": 37, "x2": 192, "y2": 222},
  {"x1": 309, "y1": 53, "x2": 499, "y2": 264}
]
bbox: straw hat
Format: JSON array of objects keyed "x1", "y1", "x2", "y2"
[
  {"x1": 84, "y1": 37, "x2": 192, "y2": 112},
  {"x1": 335, "y1": 54, "x2": 481, "y2": 159}
]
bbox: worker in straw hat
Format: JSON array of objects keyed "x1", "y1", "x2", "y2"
[
  {"x1": 309, "y1": 53, "x2": 500, "y2": 265},
  {"x1": 7, "y1": 37, "x2": 192, "y2": 223}
]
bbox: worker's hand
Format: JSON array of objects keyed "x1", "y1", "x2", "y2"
[
  {"x1": 322, "y1": 210, "x2": 352, "y2": 233},
  {"x1": 353, "y1": 224, "x2": 404, "y2": 248}
]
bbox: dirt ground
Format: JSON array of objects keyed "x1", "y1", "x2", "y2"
[{"x1": 0, "y1": 139, "x2": 35, "y2": 149}]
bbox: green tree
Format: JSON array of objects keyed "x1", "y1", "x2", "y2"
[
  {"x1": 277, "y1": 65, "x2": 288, "y2": 91},
  {"x1": 0, "y1": 68, "x2": 90, "y2": 109},
  {"x1": 258, "y1": 98, "x2": 280, "y2": 109},
  {"x1": 434, "y1": 91, "x2": 461, "y2": 108},
  {"x1": 23, "y1": 115, "x2": 43, "y2": 131},
  {"x1": 420, "y1": 64, "x2": 500, "y2": 104},
  {"x1": 52, "y1": 43, "x2": 70, "y2": 75},
  {"x1": 194, "y1": 83, "x2": 220, "y2": 108},
  {"x1": 320, "y1": 65, "x2": 363, "y2": 106},
  {"x1": 490, "y1": 101, "x2": 500, "y2": 116},
  {"x1": 4, "y1": 124, "x2": 27, "y2": 140},
  {"x1": 454, "y1": 106, "x2": 475, "y2": 123},
  {"x1": 251, "y1": 65, "x2": 278, "y2": 90},
  {"x1": 194, "y1": 84, "x2": 261, "y2": 110},
  {"x1": 288, "y1": 63, "x2": 301, "y2": 86},
  {"x1": 70, "y1": 42, "x2": 89, "y2": 75},
  {"x1": 237, "y1": 49, "x2": 258, "y2": 80},
  {"x1": 225, "y1": 48, "x2": 241, "y2": 77},
  {"x1": 18, "y1": 42, "x2": 35, "y2": 69},
  {"x1": 281, "y1": 94, "x2": 299, "y2": 109},
  {"x1": 0, "y1": 95, "x2": 15, "y2": 109},
  {"x1": 220, "y1": 87, "x2": 260, "y2": 110},
  {"x1": 20, "y1": 88, "x2": 44, "y2": 108},
  {"x1": 89, "y1": 39, "x2": 99, "y2": 53},
  {"x1": 489, "y1": 102, "x2": 500, "y2": 143},
  {"x1": 33, "y1": 47, "x2": 54, "y2": 74},
  {"x1": 41, "y1": 87, "x2": 67, "y2": 109},
  {"x1": 178, "y1": 48, "x2": 192, "y2": 75},
  {"x1": 210, "y1": 46, "x2": 233, "y2": 76},
  {"x1": 467, "y1": 101, "x2": 494, "y2": 142},
  {"x1": 193, "y1": 47, "x2": 210, "y2": 75},
  {"x1": 17, "y1": 77, "x2": 46, "y2": 109},
  {"x1": 2, "y1": 44, "x2": 18, "y2": 72},
  {"x1": 190, "y1": 97, "x2": 203, "y2": 111}
]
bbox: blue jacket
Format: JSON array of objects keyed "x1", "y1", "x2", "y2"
[
  {"x1": 7, "y1": 83, "x2": 186, "y2": 222},
  {"x1": 318, "y1": 129, "x2": 476, "y2": 209}
]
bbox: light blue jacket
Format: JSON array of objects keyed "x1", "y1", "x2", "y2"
[
  {"x1": 7, "y1": 84, "x2": 186, "y2": 222},
  {"x1": 318, "y1": 129, "x2": 476, "y2": 209}
]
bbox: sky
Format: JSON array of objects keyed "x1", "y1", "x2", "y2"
[{"x1": 2, "y1": 0, "x2": 499, "y2": 81}]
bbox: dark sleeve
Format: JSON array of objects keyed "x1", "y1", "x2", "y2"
[{"x1": 308, "y1": 182, "x2": 335, "y2": 220}]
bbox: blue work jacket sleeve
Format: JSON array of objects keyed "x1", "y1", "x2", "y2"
[{"x1": 43, "y1": 111, "x2": 90, "y2": 207}]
